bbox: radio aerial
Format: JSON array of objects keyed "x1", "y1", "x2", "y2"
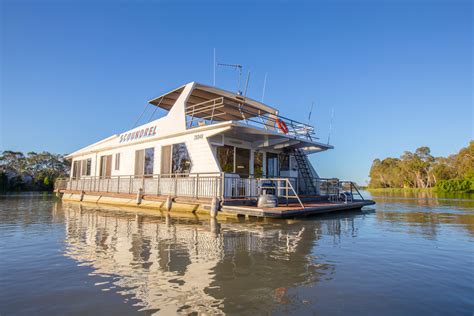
[{"x1": 217, "y1": 62, "x2": 243, "y2": 95}]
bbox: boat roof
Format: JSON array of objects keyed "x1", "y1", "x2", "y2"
[{"x1": 148, "y1": 82, "x2": 279, "y2": 121}]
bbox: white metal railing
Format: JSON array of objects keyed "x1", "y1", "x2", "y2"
[
  {"x1": 55, "y1": 173, "x2": 222, "y2": 199},
  {"x1": 54, "y1": 173, "x2": 363, "y2": 204},
  {"x1": 313, "y1": 178, "x2": 365, "y2": 202},
  {"x1": 184, "y1": 96, "x2": 318, "y2": 142}
]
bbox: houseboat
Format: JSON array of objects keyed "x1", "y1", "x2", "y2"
[{"x1": 55, "y1": 82, "x2": 374, "y2": 218}]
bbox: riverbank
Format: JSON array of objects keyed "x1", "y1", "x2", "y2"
[
  {"x1": 367, "y1": 187, "x2": 473, "y2": 194},
  {"x1": 367, "y1": 187, "x2": 434, "y2": 193}
]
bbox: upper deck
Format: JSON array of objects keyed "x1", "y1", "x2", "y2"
[{"x1": 149, "y1": 82, "x2": 326, "y2": 148}]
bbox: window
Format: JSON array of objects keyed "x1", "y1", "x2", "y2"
[
  {"x1": 72, "y1": 160, "x2": 81, "y2": 179},
  {"x1": 217, "y1": 145, "x2": 234, "y2": 173},
  {"x1": 279, "y1": 154, "x2": 290, "y2": 172},
  {"x1": 172, "y1": 143, "x2": 192, "y2": 174},
  {"x1": 161, "y1": 143, "x2": 192, "y2": 175},
  {"x1": 161, "y1": 145, "x2": 171, "y2": 175},
  {"x1": 266, "y1": 153, "x2": 279, "y2": 177},
  {"x1": 144, "y1": 148, "x2": 154, "y2": 175},
  {"x1": 235, "y1": 148, "x2": 250, "y2": 177},
  {"x1": 115, "y1": 153, "x2": 120, "y2": 171},
  {"x1": 80, "y1": 159, "x2": 92, "y2": 176},
  {"x1": 254, "y1": 151, "x2": 263, "y2": 178},
  {"x1": 135, "y1": 148, "x2": 154, "y2": 176},
  {"x1": 216, "y1": 145, "x2": 251, "y2": 176},
  {"x1": 100, "y1": 155, "x2": 112, "y2": 178}
]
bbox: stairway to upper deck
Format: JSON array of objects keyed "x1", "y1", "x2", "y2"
[{"x1": 292, "y1": 148, "x2": 318, "y2": 195}]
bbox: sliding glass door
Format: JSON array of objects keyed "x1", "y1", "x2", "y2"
[{"x1": 266, "y1": 153, "x2": 279, "y2": 177}]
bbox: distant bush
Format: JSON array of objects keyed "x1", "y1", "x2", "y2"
[
  {"x1": 436, "y1": 178, "x2": 474, "y2": 193},
  {"x1": 369, "y1": 141, "x2": 474, "y2": 193},
  {"x1": 0, "y1": 150, "x2": 70, "y2": 192}
]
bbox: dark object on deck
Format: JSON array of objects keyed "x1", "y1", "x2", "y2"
[
  {"x1": 257, "y1": 194, "x2": 278, "y2": 208},
  {"x1": 258, "y1": 180, "x2": 278, "y2": 208}
]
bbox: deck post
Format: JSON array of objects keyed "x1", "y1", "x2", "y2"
[
  {"x1": 156, "y1": 175, "x2": 160, "y2": 196},
  {"x1": 136, "y1": 188, "x2": 143, "y2": 205},
  {"x1": 174, "y1": 175, "x2": 177, "y2": 197},
  {"x1": 195, "y1": 173, "x2": 199, "y2": 199},
  {"x1": 220, "y1": 172, "x2": 225, "y2": 200}
]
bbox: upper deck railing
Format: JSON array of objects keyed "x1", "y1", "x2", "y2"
[{"x1": 185, "y1": 97, "x2": 317, "y2": 142}]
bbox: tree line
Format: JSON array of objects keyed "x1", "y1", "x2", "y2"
[
  {"x1": 0, "y1": 151, "x2": 70, "y2": 192},
  {"x1": 369, "y1": 141, "x2": 474, "y2": 193}
]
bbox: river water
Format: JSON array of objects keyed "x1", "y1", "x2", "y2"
[{"x1": 0, "y1": 192, "x2": 473, "y2": 315}]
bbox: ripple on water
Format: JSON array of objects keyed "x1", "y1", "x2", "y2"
[{"x1": 0, "y1": 193, "x2": 473, "y2": 315}]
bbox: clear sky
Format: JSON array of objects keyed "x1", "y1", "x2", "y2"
[{"x1": 1, "y1": 0, "x2": 472, "y2": 184}]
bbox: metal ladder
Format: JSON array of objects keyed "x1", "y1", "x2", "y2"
[{"x1": 292, "y1": 148, "x2": 317, "y2": 195}]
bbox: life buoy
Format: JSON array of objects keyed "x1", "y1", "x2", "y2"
[{"x1": 276, "y1": 118, "x2": 289, "y2": 134}]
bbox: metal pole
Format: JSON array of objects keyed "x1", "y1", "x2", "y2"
[
  {"x1": 157, "y1": 174, "x2": 160, "y2": 196},
  {"x1": 195, "y1": 173, "x2": 199, "y2": 199}
]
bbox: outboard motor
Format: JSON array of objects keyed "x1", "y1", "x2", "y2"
[
  {"x1": 257, "y1": 180, "x2": 278, "y2": 208},
  {"x1": 339, "y1": 191, "x2": 353, "y2": 203}
]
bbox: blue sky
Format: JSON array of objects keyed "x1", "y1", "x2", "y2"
[{"x1": 1, "y1": 0, "x2": 472, "y2": 184}]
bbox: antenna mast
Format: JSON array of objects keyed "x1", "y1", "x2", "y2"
[
  {"x1": 217, "y1": 62, "x2": 243, "y2": 94},
  {"x1": 213, "y1": 48, "x2": 216, "y2": 86},
  {"x1": 308, "y1": 101, "x2": 314, "y2": 124},
  {"x1": 261, "y1": 72, "x2": 267, "y2": 102},
  {"x1": 327, "y1": 108, "x2": 334, "y2": 145},
  {"x1": 243, "y1": 71, "x2": 251, "y2": 98}
]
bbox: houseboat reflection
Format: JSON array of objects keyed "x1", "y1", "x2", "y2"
[{"x1": 60, "y1": 203, "x2": 365, "y2": 314}]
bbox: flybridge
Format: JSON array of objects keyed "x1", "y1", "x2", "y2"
[{"x1": 148, "y1": 82, "x2": 321, "y2": 144}]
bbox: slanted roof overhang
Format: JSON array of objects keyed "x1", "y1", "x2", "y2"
[
  {"x1": 224, "y1": 123, "x2": 333, "y2": 153},
  {"x1": 148, "y1": 82, "x2": 278, "y2": 121}
]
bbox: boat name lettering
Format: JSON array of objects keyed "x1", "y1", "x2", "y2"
[{"x1": 119, "y1": 126, "x2": 157, "y2": 143}]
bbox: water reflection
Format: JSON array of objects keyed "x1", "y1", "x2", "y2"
[
  {"x1": 368, "y1": 191, "x2": 474, "y2": 238},
  {"x1": 61, "y1": 204, "x2": 347, "y2": 314},
  {"x1": 1, "y1": 194, "x2": 473, "y2": 315}
]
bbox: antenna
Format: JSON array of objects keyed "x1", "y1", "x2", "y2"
[
  {"x1": 243, "y1": 71, "x2": 251, "y2": 98},
  {"x1": 327, "y1": 107, "x2": 335, "y2": 145},
  {"x1": 217, "y1": 62, "x2": 243, "y2": 94},
  {"x1": 213, "y1": 48, "x2": 216, "y2": 86},
  {"x1": 308, "y1": 101, "x2": 314, "y2": 124},
  {"x1": 261, "y1": 72, "x2": 267, "y2": 102}
]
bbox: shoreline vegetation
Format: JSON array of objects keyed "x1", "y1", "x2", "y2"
[
  {"x1": 0, "y1": 151, "x2": 70, "y2": 192},
  {"x1": 1, "y1": 142, "x2": 473, "y2": 194},
  {"x1": 368, "y1": 141, "x2": 474, "y2": 193}
]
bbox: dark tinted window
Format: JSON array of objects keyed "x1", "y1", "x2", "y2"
[{"x1": 172, "y1": 143, "x2": 192, "y2": 173}]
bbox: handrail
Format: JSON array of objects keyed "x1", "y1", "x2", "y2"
[
  {"x1": 256, "y1": 177, "x2": 304, "y2": 209},
  {"x1": 55, "y1": 174, "x2": 362, "y2": 207},
  {"x1": 185, "y1": 96, "x2": 318, "y2": 142}
]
